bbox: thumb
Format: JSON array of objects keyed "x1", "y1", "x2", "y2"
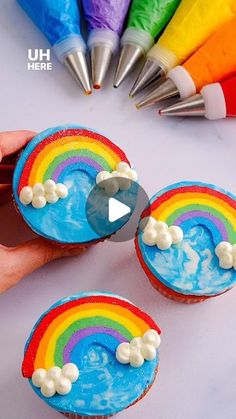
[{"x1": 0, "y1": 239, "x2": 86, "y2": 293}]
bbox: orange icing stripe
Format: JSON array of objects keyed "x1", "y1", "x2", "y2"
[{"x1": 184, "y1": 17, "x2": 236, "y2": 91}]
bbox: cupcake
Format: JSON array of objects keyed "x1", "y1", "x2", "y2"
[
  {"x1": 22, "y1": 291, "x2": 161, "y2": 418},
  {"x1": 135, "y1": 181, "x2": 236, "y2": 303},
  {"x1": 13, "y1": 125, "x2": 137, "y2": 246}
]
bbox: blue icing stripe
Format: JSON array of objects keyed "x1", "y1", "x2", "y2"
[
  {"x1": 17, "y1": 0, "x2": 83, "y2": 46},
  {"x1": 138, "y1": 181, "x2": 236, "y2": 296},
  {"x1": 13, "y1": 125, "x2": 134, "y2": 244}
]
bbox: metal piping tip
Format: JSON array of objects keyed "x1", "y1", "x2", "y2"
[
  {"x1": 113, "y1": 44, "x2": 144, "y2": 88},
  {"x1": 129, "y1": 58, "x2": 166, "y2": 98},
  {"x1": 136, "y1": 78, "x2": 179, "y2": 110},
  {"x1": 91, "y1": 45, "x2": 113, "y2": 89},
  {"x1": 159, "y1": 94, "x2": 206, "y2": 117},
  {"x1": 64, "y1": 50, "x2": 92, "y2": 95}
]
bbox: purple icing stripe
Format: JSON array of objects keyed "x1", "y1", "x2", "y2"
[
  {"x1": 52, "y1": 157, "x2": 103, "y2": 182},
  {"x1": 63, "y1": 327, "x2": 126, "y2": 364},
  {"x1": 82, "y1": 0, "x2": 131, "y2": 35},
  {"x1": 174, "y1": 210, "x2": 228, "y2": 241}
]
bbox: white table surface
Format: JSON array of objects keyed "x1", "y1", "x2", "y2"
[{"x1": 1, "y1": 1, "x2": 236, "y2": 418}]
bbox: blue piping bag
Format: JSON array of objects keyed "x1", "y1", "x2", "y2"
[{"x1": 17, "y1": 0, "x2": 92, "y2": 94}]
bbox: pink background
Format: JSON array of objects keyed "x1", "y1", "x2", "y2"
[{"x1": 1, "y1": 1, "x2": 236, "y2": 418}]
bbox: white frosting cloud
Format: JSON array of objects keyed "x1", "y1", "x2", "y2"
[
  {"x1": 96, "y1": 161, "x2": 137, "y2": 196},
  {"x1": 116, "y1": 329, "x2": 161, "y2": 368},
  {"x1": 215, "y1": 241, "x2": 236, "y2": 270},
  {"x1": 19, "y1": 180, "x2": 68, "y2": 208},
  {"x1": 141, "y1": 217, "x2": 183, "y2": 250},
  {"x1": 32, "y1": 363, "x2": 79, "y2": 398}
]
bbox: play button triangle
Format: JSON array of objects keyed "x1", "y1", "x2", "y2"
[{"x1": 108, "y1": 197, "x2": 131, "y2": 223}]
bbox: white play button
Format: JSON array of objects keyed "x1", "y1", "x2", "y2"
[{"x1": 108, "y1": 197, "x2": 131, "y2": 223}]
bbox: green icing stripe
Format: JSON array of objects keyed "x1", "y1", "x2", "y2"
[
  {"x1": 128, "y1": 0, "x2": 181, "y2": 38},
  {"x1": 166, "y1": 205, "x2": 236, "y2": 243},
  {"x1": 54, "y1": 317, "x2": 133, "y2": 367},
  {"x1": 43, "y1": 150, "x2": 111, "y2": 182}
]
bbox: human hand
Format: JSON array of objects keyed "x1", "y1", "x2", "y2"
[{"x1": 0, "y1": 131, "x2": 86, "y2": 294}]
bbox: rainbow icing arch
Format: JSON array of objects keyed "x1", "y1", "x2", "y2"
[
  {"x1": 142, "y1": 183, "x2": 236, "y2": 245},
  {"x1": 22, "y1": 294, "x2": 160, "y2": 378},
  {"x1": 18, "y1": 128, "x2": 130, "y2": 193}
]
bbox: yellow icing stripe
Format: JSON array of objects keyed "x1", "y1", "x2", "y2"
[
  {"x1": 29, "y1": 141, "x2": 120, "y2": 185},
  {"x1": 152, "y1": 197, "x2": 236, "y2": 228},
  {"x1": 35, "y1": 309, "x2": 144, "y2": 369}
]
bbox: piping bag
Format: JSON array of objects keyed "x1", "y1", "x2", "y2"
[
  {"x1": 159, "y1": 75, "x2": 236, "y2": 120},
  {"x1": 131, "y1": 0, "x2": 236, "y2": 97},
  {"x1": 113, "y1": 0, "x2": 181, "y2": 88},
  {"x1": 82, "y1": 0, "x2": 131, "y2": 89},
  {"x1": 136, "y1": 16, "x2": 236, "y2": 109},
  {"x1": 17, "y1": 0, "x2": 92, "y2": 94}
]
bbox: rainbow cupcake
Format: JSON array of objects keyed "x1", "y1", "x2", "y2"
[
  {"x1": 135, "y1": 182, "x2": 236, "y2": 303},
  {"x1": 22, "y1": 292, "x2": 161, "y2": 418},
  {"x1": 13, "y1": 125, "x2": 137, "y2": 246}
]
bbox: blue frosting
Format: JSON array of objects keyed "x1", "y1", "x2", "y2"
[
  {"x1": 17, "y1": 0, "x2": 82, "y2": 46},
  {"x1": 13, "y1": 125, "x2": 136, "y2": 244},
  {"x1": 24, "y1": 292, "x2": 159, "y2": 416},
  {"x1": 138, "y1": 182, "x2": 236, "y2": 297}
]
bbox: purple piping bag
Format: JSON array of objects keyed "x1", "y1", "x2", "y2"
[{"x1": 82, "y1": 0, "x2": 131, "y2": 88}]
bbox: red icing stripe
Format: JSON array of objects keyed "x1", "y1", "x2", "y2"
[
  {"x1": 221, "y1": 76, "x2": 236, "y2": 117},
  {"x1": 142, "y1": 185, "x2": 236, "y2": 217},
  {"x1": 22, "y1": 295, "x2": 160, "y2": 378},
  {"x1": 18, "y1": 128, "x2": 129, "y2": 192}
]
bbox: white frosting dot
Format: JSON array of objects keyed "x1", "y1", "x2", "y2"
[
  {"x1": 118, "y1": 176, "x2": 132, "y2": 191},
  {"x1": 116, "y1": 161, "x2": 130, "y2": 174},
  {"x1": 96, "y1": 171, "x2": 112, "y2": 185},
  {"x1": 168, "y1": 225, "x2": 184, "y2": 245},
  {"x1": 116, "y1": 342, "x2": 131, "y2": 364},
  {"x1": 128, "y1": 169, "x2": 138, "y2": 182},
  {"x1": 154, "y1": 221, "x2": 168, "y2": 233},
  {"x1": 130, "y1": 337, "x2": 142, "y2": 349},
  {"x1": 143, "y1": 329, "x2": 161, "y2": 349},
  {"x1": 141, "y1": 343, "x2": 156, "y2": 361},
  {"x1": 130, "y1": 349, "x2": 144, "y2": 368},
  {"x1": 32, "y1": 196, "x2": 47, "y2": 209},
  {"x1": 104, "y1": 179, "x2": 119, "y2": 196},
  {"x1": 96, "y1": 162, "x2": 137, "y2": 195},
  {"x1": 156, "y1": 232, "x2": 172, "y2": 250},
  {"x1": 41, "y1": 379, "x2": 56, "y2": 398},
  {"x1": 45, "y1": 191, "x2": 59, "y2": 204},
  {"x1": 46, "y1": 366, "x2": 61, "y2": 383},
  {"x1": 33, "y1": 183, "x2": 45, "y2": 196},
  {"x1": 56, "y1": 183, "x2": 68, "y2": 199},
  {"x1": 61, "y1": 363, "x2": 79, "y2": 383},
  {"x1": 32, "y1": 369, "x2": 47, "y2": 388},
  {"x1": 44, "y1": 179, "x2": 56, "y2": 193},
  {"x1": 55, "y1": 376, "x2": 72, "y2": 395},
  {"x1": 142, "y1": 229, "x2": 158, "y2": 246},
  {"x1": 19, "y1": 186, "x2": 33, "y2": 205},
  {"x1": 215, "y1": 241, "x2": 233, "y2": 257},
  {"x1": 232, "y1": 244, "x2": 236, "y2": 258},
  {"x1": 219, "y1": 253, "x2": 234, "y2": 270},
  {"x1": 139, "y1": 217, "x2": 156, "y2": 232}
]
